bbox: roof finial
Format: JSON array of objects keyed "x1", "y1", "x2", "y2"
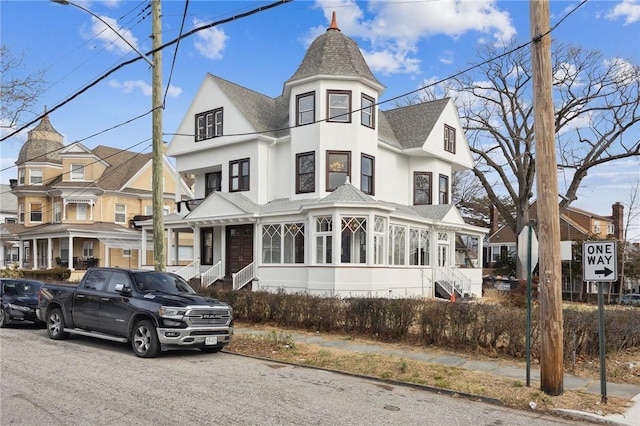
[{"x1": 329, "y1": 11, "x2": 340, "y2": 32}]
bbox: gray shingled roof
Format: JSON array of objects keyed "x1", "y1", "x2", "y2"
[
  {"x1": 381, "y1": 98, "x2": 450, "y2": 149},
  {"x1": 285, "y1": 26, "x2": 382, "y2": 89},
  {"x1": 16, "y1": 115, "x2": 64, "y2": 165},
  {"x1": 92, "y1": 145, "x2": 151, "y2": 191}
]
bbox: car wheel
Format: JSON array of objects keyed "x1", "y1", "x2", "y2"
[
  {"x1": 0, "y1": 306, "x2": 10, "y2": 328},
  {"x1": 131, "y1": 319, "x2": 160, "y2": 358},
  {"x1": 47, "y1": 308, "x2": 69, "y2": 340},
  {"x1": 200, "y1": 346, "x2": 223, "y2": 354}
]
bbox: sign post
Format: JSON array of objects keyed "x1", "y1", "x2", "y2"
[{"x1": 583, "y1": 241, "x2": 618, "y2": 404}]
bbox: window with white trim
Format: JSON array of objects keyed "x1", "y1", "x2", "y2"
[
  {"x1": 30, "y1": 169, "x2": 43, "y2": 185},
  {"x1": 341, "y1": 217, "x2": 367, "y2": 264},
  {"x1": 123, "y1": 249, "x2": 132, "y2": 257},
  {"x1": 115, "y1": 204, "x2": 126, "y2": 223},
  {"x1": 18, "y1": 203, "x2": 24, "y2": 223},
  {"x1": 262, "y1": 224, "x2": 282, "y2": 264},
  {"x1": 315, "y1": 216, "x2": 333, "y2": 264},
  {"x1": 327, "y1": 90, "x2": 351, "y2": 122},
  {"x1": 18, "y1": 169, "x2": 25, "y2": 185},
  {"x1": 71, "y1": 164, "x2": 85, "y2": 180},
  {"x1": 374, "y1": 217, "x2": 385, "y2": 265},
  {"x1": 77, "y1": 203, "x2": 87, "y2": 220},
  {"x1": 409, "y1": 228, "x2": 430, "y2": 266},
  {"x1": 389, "y1": 225, "x2": 406, "y2": 265},
  {"x1": 283, "y1": 223, "x2": 304, "y2": 264},
  {"x1": 30, "y1": 203, "x2": 42, "y2": 223},
  {"x1": 54, "y1": 203, "x2": 61, "y2": 223},
  {"x1": 83, "y1": 241, "x2": 94, "y2": 258}
]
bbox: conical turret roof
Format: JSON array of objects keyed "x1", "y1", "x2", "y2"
[{"x1": 16, "y1": 115, "x2": 64, "y2": 165}]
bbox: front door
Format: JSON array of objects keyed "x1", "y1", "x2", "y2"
[{"x1": 225, "y1": 225, "x2": 253, "y2": 278}]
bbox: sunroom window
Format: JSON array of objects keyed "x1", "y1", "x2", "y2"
[{"x1": 340, "y1": 217, "x2": 367, "y2": 264}]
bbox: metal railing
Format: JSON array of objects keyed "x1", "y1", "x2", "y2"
[
  {"x1": 232, "y1": 262, "x2": 255, "y2": 290},
  {"x1": 175, "y1": 259, "x2": 200, "y2": 281},
  {"x1": 435, "y1": 266, "x2": 471, "y2": 297},
  {"x1": 201, "y1": 261, "x2": 222, "y2": 288}
]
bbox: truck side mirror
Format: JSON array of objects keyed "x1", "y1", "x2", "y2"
[{"x1": 114, "y1": 283, "x2": 132, "y2": 297}]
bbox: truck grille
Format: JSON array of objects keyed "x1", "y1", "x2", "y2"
[{"x1": 185, "y1": 308, "x2": 231, "y2": 326}]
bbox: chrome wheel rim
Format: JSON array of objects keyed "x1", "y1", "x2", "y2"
[
  {"x1": 49, "y1": 312, "x2": 61, "y2": 335},
  {"x1": 134, "y1": 325, "x2": 151, "y2": 354}
]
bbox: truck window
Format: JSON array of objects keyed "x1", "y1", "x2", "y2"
[
  {"x1": 105, "y1": 271, "x2": 130, "y2": 293},
  {"x1": 83, "y1": 270, "x2": 111, "y2": 291}
]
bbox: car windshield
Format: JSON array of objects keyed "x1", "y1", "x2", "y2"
[
  {"x1": 3, "y1": 280, "x2": 42, "y2": 296},
  {"x1": 132, "y1": 272, "x2": 196, "y2": 295}
]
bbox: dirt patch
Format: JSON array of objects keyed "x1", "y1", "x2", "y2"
[{"x1": 226, "y1": 323, "x2": 636, "y2": 418}]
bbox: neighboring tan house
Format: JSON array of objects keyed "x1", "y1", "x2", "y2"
[
  {"x1": 485, "y1": 201, "x2": 625, "y2": 294},
  {"x1": 141, "y1": 13, "x2": 487, "y2": 299},
  {"x1": 10, "y1": 114, "x2": 194, "y2": 279},
  {"x1": 0, "y1": 184, "x2": 19, "y2": 267}
]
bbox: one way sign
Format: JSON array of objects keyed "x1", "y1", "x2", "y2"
[{"x1": 583, "y1": 241, "x2": 618, "y2": 282}]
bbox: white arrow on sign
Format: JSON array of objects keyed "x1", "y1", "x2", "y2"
[{"x1": 582, "y1": 241, "x2": 618, "y2": 282}]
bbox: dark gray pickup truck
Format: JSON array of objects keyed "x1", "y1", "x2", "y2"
[{"x1": 37, "y1": 267, "x2": 233, "y2": 357}]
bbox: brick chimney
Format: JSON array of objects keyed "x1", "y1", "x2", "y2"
[
  {"x1": 489, "y1": 205, "x2": 499, "y2": 235},
  {"x1": 612, "y1": 202, "x2": 624, "y2": 240}
]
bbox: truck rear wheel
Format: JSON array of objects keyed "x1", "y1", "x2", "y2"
[
  {"x1": 47, "y1": 308, "x2": 69, "y2": 340},
  {"x1": 131, "y1": 319, "x2": 160, "y2": 358}
]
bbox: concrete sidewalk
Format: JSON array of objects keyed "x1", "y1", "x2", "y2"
[{"x1": 235, "y1": 327, "x2": 640, "y2": 426}]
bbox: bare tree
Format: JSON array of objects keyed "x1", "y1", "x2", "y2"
[
  {"x1": 0, "y1": 45, "x2": 46, "y2": 130},
  {"x1": 418, "y1": 40, "x2": 640, "y2": 278},
  {"x1": 618, "y1": 180, "x2": 640, "y2": 301}
]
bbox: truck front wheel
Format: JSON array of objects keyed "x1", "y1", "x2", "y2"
[
  {"x1": 131, "y1": 320, "x2": 160, "y2": 358},
  {"x1": 47, "y1": 308, "x2": 69, "y2": 340}
]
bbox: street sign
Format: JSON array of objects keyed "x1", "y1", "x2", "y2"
[
  {"x1": 518, "y1": 225, "x2": 538, "y2": 274},
  {"x1": 583, "y1": 241, "x2": 618, "y2": 282}
]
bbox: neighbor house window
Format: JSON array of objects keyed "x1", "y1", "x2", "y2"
[
  {"x1": 315, "y1": 216, "x2": 333, "y2": 264},
  {"x1": 30, "y1": 169, "x2": 43, "y2": 185},
  {"x1": 195, "y1": 108, "x2": 223, "y2": 141},
  {"x1": 18, "y1": 203, "x2": 24, "y2": 223},
  {"x1": 409, "y1": 228, "x2": 430, "y2": 266},
  {"x1": 414, "y1": 172, "x2": 432, "y2": 205},
  {"x1": 296, "y1": 152, "x2": 315, "y2": 193},
  {"x1": 594, "y1": 221, "x2": 601, "y2": 233},
  {"x1": 439, "y1": 174, "x2": 449, "y2": 204},
  {"x1": 229, "y1": 158, "x2": 250, "y2": 192},
  {"x1": 18, "y1": 169, "x2": 25, "y2": 185},
  {"x1": 71, "y1": 164, "x2": 85, "y2": 180},
  {"x1": 327, "y1": 90, "x2": 351, "y2": 122},
  {"x1": 444, "y1": 124, "x2": 456, "y2": 153},
  {"x1": 296, "y1": 92, "x2": 315, "y2": 126},
  {"x1": 83, "y1": 241, "x2": 94, "y2": 258},
  {"x1": 327, "y1": 151, "x2": 350, "y2": 191},
  {"x1": 115, "y1": 204, "x2": 126, "y2": 223},
  {"x1": 361, "y1": 94, "x2": 375, "y2": 128},
  {"x1": 77, "y1": 203, "x2": 87, "y2": 220},
  {"x1": 30, "y1": 203, "x2": 42, "y2": 223},
  {"x1": 341, "y1": 217, "x2": 367, "y2": 264},
  {"x1": 205, "y1": 171, "x2": 222, "y2": 196},
  {"x1": 361, "y1": 154, "x2": 374, "y2": 195},
  {"x1": 123, "y1": 249, "x2": 132, "y2": 257},
  {"x1": 389, "y1": 225, "x2": 406, "y2": 266},
  {"x1": 54, "y1": 203, "x2": 61, "y2": 223}
]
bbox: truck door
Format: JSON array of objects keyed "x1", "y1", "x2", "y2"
[
  {"x1": 72, "y1": 269, "x2": 111, "y2": 330},
  {"x1": 98, "y1": 270, "x2": 133, "y2": 336}
]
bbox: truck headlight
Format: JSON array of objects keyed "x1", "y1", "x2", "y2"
[
  {"x1": 9, "y1": 304, "x2": 32, "y2": 312},
  {"x1": 159, "y1": 306, "x2": 186, "y2": 319}
]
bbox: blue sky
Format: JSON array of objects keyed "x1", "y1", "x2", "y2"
[{"x1": 1, "y1": 0, "x2": 639, "y2": 236}]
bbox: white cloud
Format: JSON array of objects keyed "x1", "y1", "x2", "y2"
[
  {"x1": 192, "y1": 18, "x2": 228, "y2": 60},
  {"x1": 109, "y1": 80, "x2": 182, "y2": 97},
  {"x1": 87, "y1": 15, "x2": 143, "y2": 58},
  {"x1": 604, "y1": 57, "x2": 639, "y2": 85},
  {"x1": 439, "y1": 50, "x2": 454, "y2": 65},
  {"x1": 606, "y1": 0, "x2": 640, "y2": 24},
  {"x1": 362, "y1": 49, "x2": 420, "y2": 75}
]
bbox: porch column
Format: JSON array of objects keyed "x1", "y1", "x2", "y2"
[
  {"x1": 167, "y1": 226, "x2": 175, "y2": 266},
  {"x1": 32, "y1": 238, "x2": 38, "y2": 269},
  {"x1": 19, "y1": 239, "x2": 25, "y2": 268},
  {"x1": 69, "y1": 235, "x2": 75, "y2": 271},
  {"x1": 141, "y1": 228, "x2": 147, "y2": 268},
  {"x1": 47, "y1": 237, "x2": 53, "y2": 269},
  {"x1": 104, "y1": 245, "x2": 110, "y2": 267}
]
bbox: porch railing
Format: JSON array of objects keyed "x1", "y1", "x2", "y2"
[
  {"x1": 435, "y1": 266, "x2": 471, "y2": 297},
  {"x1": 232, "y1": 262, "x2": 255, "y2": 290},
  {"x1": 175, "y1": 259, "x2": 200, "y2": 282},
  {"x1": 201, "y1": 261, "x2": 222, "y2": 288}
]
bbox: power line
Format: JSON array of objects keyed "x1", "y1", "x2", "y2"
[{"x1": 163, "y1": 0, "x2": 189, "y2": 106}]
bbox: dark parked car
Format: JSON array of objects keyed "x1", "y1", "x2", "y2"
[{"x1": 1, "y1": 278, "x2": 44, "y2": 327}]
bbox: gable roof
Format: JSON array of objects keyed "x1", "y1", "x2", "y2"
[{"x1": 381, "y1": 98, "x2": 450, "y2": 149}]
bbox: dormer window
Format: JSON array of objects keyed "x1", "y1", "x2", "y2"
[
  {"x1": 30, "y1": 169, "x2": 43, "y2": 185},
  {"x1": 196, "y1": 108, "x2": 223, "y2": 141},
  {"x1": 444, "y1": 124, "x2": 456, "y2": 153},
  {"x1": 361, "y1": 94, "x2": 375, "y2": 128},
  {"x1": 327, "y1": 90, "x2": 351, "y2": 123},
  {"x1": 296, "y1": 92, "x2": 315, "y2": 126},
  {"x1": 71, "y1": 164, "x2": 85, "y2": 180}
]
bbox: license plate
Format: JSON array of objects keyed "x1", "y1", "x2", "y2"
[{"x1": 205, "y1": 336, "x2": 218, "y2": 345}]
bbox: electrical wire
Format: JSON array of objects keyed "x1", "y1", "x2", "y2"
[{"x1": 163, "y1": 0, "x2": 189, "y2": 106}]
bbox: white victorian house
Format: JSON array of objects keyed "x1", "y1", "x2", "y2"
[{"x1": 149, "y1": 14, "x2": 487, "y2": 298}]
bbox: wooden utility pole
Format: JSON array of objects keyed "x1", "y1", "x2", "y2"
[
  {"x1": 152, "y1": 0, "x2": 165, "y2": 271},
  {"x1": 530, "y1": 0, "x2": 563, "y2": 395}
]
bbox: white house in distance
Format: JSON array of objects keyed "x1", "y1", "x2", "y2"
[{"x1": 154, "y1": 13, "x2": 487, "y2": 298}]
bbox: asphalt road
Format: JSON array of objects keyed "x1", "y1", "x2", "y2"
[{"x1": 1, "y1": 325, "x2": 585, "y2": 426}]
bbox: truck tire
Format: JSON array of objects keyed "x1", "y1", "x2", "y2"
[
  {"x1": 47, "y1": 308, "x2": 69, "y2": 340},
  {"x1": 0, "y1": 306, "x2": 10, "y2": 328},
  {"x1": 131, "y1": 319, "x2": 160, "y2": 358}
]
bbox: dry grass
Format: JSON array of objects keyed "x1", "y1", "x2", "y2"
[{"x1": 226, "y1": 324, "x2": 637, "y2": 418}]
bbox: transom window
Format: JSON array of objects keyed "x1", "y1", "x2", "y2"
[
  {"x1": 296, "y1": 152, "x2": 315, "y2": 194},
  {"x1": 327, "y1": 151, "x2": 351, "y2": 191},
  {"x1": 196, "y1": 108, "x2": 223, "y2": 141},
  {"x1": 361, "y1": 154, "x2": 374, "y2": 195},
  {"x1": 361, "y1": 94, "x2": 375, "y2": 128},
  {"x1": 414, "y1": 172, "x2": 432, "y2": 205},
  {"x1": 327, "y1": 90, "x2": 351, "y2": 123},
  {"x1": 30, "y1": 203, "x2": 42, "y2": 223},
  {"x1": 439, "y1": 174, "x2": 449, "y2": 204},
  {"x1": 444, "y1": 124, "x2": 456, "y2": 153},
  {"x1": 71, "y1": 164, "x2": 85, "y2": 180},
  {"x1": 296, "y1": 92, "x2": 315, "y2": 126},
  {"x1": 30, "y1": 169, "x2": 42, "y2": 185},
  {"x1": 229, "y1": 158, "x2": 250, "y2": 192},
  {"x1": 205, "y1": 171, "x2": 222, "y2": 196},
  {"x1": 115, "y1": 204, "x2": 126, "y2": 223}
]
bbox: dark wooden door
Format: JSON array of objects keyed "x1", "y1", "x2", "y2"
[{"x1": 226, "y1": 224, "x2": 253, "y2": 277}]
